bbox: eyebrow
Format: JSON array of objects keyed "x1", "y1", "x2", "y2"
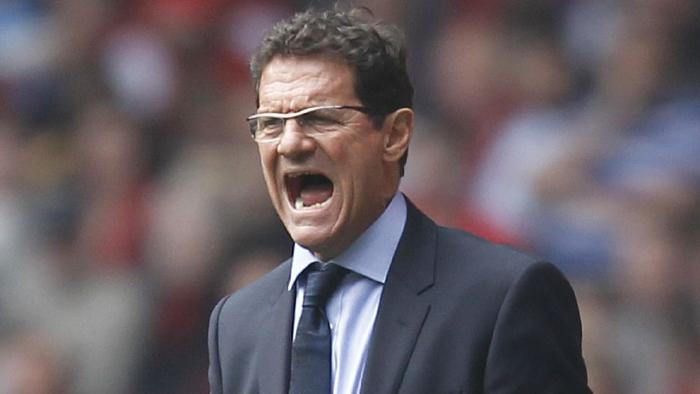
[
  {"x1": 249, "y1": 105, "x2": 345, "y2": 119},
  {"x1": 256, "y1": 99, "x2": 334, "y2": 114}
]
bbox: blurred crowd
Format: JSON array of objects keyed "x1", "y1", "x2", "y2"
[{"x1": 0, "y1": 0, "x2": 699, "y2": 393}]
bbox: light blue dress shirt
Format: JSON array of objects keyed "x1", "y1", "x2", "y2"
[{"x1": 288, "y1": 192, "x2": 407, "y2": 394}]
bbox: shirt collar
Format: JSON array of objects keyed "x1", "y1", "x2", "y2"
[{"x1": 288, "y1": 192, "x2": 407, "y2": 290}]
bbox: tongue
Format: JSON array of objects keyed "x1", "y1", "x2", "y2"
[{"x1": 300, "y1": 183, "x2": 332, "y2": 206}]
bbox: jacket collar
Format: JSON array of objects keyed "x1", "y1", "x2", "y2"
[{"x1": 360, "y1": 199, "x2": 437, "y2": 393}]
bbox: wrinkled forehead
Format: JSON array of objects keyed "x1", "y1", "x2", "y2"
[{"x1": 257, "y1": 56, "x2": 359, "y2": 112}]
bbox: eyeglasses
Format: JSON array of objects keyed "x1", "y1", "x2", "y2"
[{"x1": 246, "y1": 105, "x2": 373, "y2": 142}]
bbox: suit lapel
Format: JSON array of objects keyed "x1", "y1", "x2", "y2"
[
  {"x1": 257, "y1": 261, "x2": 295, "y2": 394},
  {"x1": 360, "y1": 200, "x2": 437, "y2": 394}
]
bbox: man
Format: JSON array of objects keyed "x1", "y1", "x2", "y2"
[{"x1": 208, "y1": 7, "x2": 591, "y2": 394}]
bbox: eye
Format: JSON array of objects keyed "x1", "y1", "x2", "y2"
[
  {"x1": 299, "y1": 109, "x2": 342, "y2": 128},
  {"x1": 258, "y1": 117, "x2": 284, "y2": 132}
]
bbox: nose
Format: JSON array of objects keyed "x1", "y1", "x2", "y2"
[{"x1": 276, "y1": 119, "x2": 316, "y2": 158}]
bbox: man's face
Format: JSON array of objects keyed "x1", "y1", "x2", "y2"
[{"x1": 256, "y1": 56, "x2": 395, "y2": 260}]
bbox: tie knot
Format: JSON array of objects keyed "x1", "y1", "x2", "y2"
[{"x1": 303, "y1": 263, "x2": 348, "y2": 307}]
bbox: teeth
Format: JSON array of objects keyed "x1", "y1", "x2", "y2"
[{"x1": 294, "y1": 196, "x2": 328, "y2": 210}]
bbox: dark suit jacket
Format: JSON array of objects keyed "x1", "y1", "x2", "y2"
[{"x1": 208, "y1": 200, "x2": 591, "y2": 393}]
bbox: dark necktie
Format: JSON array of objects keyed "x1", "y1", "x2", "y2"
[{"x1": 289, "y1": 263, "x2": 348, "y2": 394}]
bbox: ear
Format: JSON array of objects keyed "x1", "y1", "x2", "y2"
[{"x1": 382, "y1": 108, "x2": 413, "y2": 163}]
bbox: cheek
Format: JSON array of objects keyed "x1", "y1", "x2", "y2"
[
  {"x1": 258, "y1": 148, "x2": 279, "y2": 192},
  {"x1": 351, "y1": 137, "x2": 385, "y2": 172},
  {"x1": 339, "y1": 142, "x2": 386, "y2": 195},
  {"x1": 335, "y1": 132, "x2": 384, "y2": 166}
]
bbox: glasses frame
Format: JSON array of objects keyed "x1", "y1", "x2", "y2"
[{"x1": 246, "y1": 104, "x2": 373, "y2": 142}]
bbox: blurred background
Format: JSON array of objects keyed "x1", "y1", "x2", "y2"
[{"x1": 0, "y1": 0, "x2": 699, "y2": 393}]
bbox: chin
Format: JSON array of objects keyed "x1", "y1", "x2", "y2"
[{"x1": 290, "y1": 228, "x2": 334, "y2": 256}]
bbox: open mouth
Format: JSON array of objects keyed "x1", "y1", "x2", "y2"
[{"x1": 285, "y1": 172, "x2": 334, "y2": 210}]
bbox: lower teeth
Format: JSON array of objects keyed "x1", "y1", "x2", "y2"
[{"x1": 295, "y1": 197, "x2": 325, "y2": 209}]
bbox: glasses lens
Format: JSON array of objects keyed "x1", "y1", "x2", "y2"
[
  {"x1": 247, "y1": 105, "x2": 371, "y2": 141},
  {"x1": 299, "y1": 108, "x2": 342, "y2": 130},
  {"x1": 250, "y1": 116, "x2": 284, "y2": 141},
  {"x1": 247, "y1": 119, "x2": 259, "y2": 138}
]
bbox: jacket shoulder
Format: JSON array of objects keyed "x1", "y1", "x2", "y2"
[
  {"x1": 435, "y1": 225, "x2": 542, "y2": 281},
  {"x1": 216, "y1": 259, "x2": 292, "y2": 318},
  {"x1": 208, "y1": 259, "x2": 293, "y2": 394}
]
